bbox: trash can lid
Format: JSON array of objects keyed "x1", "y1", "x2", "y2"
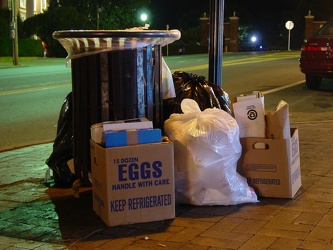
[{"x1": 53, "y1": 29, "x2": 181, "y2": 59}]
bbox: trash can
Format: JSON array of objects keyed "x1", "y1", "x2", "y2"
[{"x1": 53, "y1": 30, "x2": 181, "y2": 186}]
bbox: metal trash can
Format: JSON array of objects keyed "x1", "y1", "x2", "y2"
[{"x1": 53, "y1": 30, "x2": 181, "y2": 186}]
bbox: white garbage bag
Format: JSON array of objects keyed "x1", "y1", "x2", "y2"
[{"x1": 164, "y1": 98, "x2": 258, "y2": 205}]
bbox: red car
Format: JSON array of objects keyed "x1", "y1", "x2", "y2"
[{"x1": 299, "y1": 19, "x2": 333, "y2": 90}]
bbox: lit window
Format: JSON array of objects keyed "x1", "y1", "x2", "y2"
[
  {"x1": 20, "y1": 0, "x2": 26, "y2": 8},
  {"x1": 42, "y1": 0, "x2": 47, "y2": 11}
]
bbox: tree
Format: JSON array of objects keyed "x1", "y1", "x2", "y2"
[
  {"x1": 23, "y1": 0, "x2": 151, "y2": 57},
  {"x1": 56, "y1": 0, "x2": 151, "y2": 29},
  {"x1": 24, "y1": 6, "x2": 94, "y2": 57},
  {"x1": 0, "y1": 8, "x2": 25, "y2": 39}
]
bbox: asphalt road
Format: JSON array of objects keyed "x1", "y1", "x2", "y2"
[
  {"x1": 1, "y1": 51, "x2": 331, "y2": 152},
  {"x1": 164, "y1": 51, "x2": 305, "y2": 97}
]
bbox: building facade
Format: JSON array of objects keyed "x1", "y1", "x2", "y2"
[
  {"x1": 304, "y1": 11, "x2": 327, "y2": 40},
  {"x1": 0, "y1": 0, "x2": 48, "y2": 20}
]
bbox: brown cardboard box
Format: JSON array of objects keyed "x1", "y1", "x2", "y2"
[
  {"x1": 237, "y1": 128, "x2": 301, "y2": 198},
  {"x1": 265, "y1": 101, "x2": 290, "y2": 139},
  {"x1": 90, "y1": 140, "x2": 175, "y2": 227}
]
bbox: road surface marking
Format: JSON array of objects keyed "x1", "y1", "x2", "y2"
[
  {"x1": 262, "y1": 80, "x2": 305, "y2": 95},
  {"x1": 0, "y1": 83, "x2": 71, "y2": 96},
  {"x1": 171, "y1": 53, "x2": 299, "y2": 72}
]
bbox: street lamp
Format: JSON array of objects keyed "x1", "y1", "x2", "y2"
[
  {"x1": 140, "y1": 13, "x2": 148, "y2": 22},
  {"x1": 139, "y1": 12, "x2": 150, "y2": 29}
]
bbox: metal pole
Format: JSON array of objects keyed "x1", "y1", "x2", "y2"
[
  {"x1": 288, "y1": 29, "x2": 291, "y2": 51},
  {"x1": 10, "y1": 0, "x2": 19, "y2": 65},
  {"x1": 208, "y1": 0, "x2": 224, "y2": 87},
  {"x1": 166, "y1": 24, "x2": 169, "y2": 56},
  {"x1": 97, "y1": 5, "x2": 100, "y2": 29}
]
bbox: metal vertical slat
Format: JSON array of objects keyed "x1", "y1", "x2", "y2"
[
  {"x1": 71, "y1": 56, "x2": 90, "y2": 183},
  {"x1": 124, "y1": 50, "x2": 137, "y2": 119},
  {"x1": 145, "y1": 45, "x2": 154, "y2": 120},
  {"x1": 70, "y1": 59, "x2": 80, "y2": 182},
  {"x1": 84, "y1": 55, "x2": 100, "y2": 183},
  {"x1": 136, "y1": 47, "x2": 145, "y2": 118},
  {"x1": 100, "y1": 52, "x2": 109, "y2": 121},
  {"x1": 73, "y1": 55, "x2": 100, "y2": 185},
  {"x1": 153, "y1": 45, "x2": 163, "y2": 128},
  {"x1": 109, "y1": 51, "x2": 122, "y2": 121},
  {"x1": 89, "y1": 55, "x2": 101, "y2": 124},
  {"x1": 71, "y1": 54, "x2": 101, "y2": 185}
]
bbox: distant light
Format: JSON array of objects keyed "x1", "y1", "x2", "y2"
[
  {"x1": 141, "y1": 13, "x2": 148, "y2": 22},
  {"x1": 259, "y1": 45, "x2": 263, "y2": 49},
  {"x1": 251, "y1": 36, "x2": 257, "y2": 43}
]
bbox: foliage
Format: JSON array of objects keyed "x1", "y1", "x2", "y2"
[
  {"x1": 22, "y1": 0, "x2": 151, "y2": 57},
  {"x1": 24, "y1": 6, "x2": 94, "y2": 57},
  {"x1": 0, "y1": 38, "x2": 44, "y2": 56},
  {"x1": 18, "y1": 39, "x2": 44, "y2": 56},
  {"x1": 0, "y1": 8, "x2": 10, "y2": 38},
  {"x1": 179, "y1": 26, "x2": 201, "y2": 45},
  {"x1": 54, "y1": 0, "x2": 151, "y2": 30},
  {"x1": 99, "y1": 0, "x2": 152, "y2": 29},
  {"x1": 0, "y1": 8, "x2": 25, "y2": 39}
]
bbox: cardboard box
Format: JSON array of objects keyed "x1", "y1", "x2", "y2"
[
  {"x1": 90, "y1": 140, "x2": 175, "y2": 227},
  {"x1": 104, "y1": 128, "x2": 162, "y2": 148},
  {"x1": 265, "y1": 101, "x2": 290, "y2": 139},
  {"x1": 232, "y1": 94, "x2": 266, "y2": 138},
  {"x1": 237, "y1": 128, "x2": 301, "y2": 198},
  {"x1": 91, "y1": 118, "x2": 153, "y2": 144}
]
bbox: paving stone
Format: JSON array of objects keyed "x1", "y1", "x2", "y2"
[
  {"x1": 201, "y1": 229, "x2": 252, "y2": 243},
  {"x1": 267, "y1": 237, "x2": 302, "y2": 250},
  {"x1": 238, "y1": 234, "x2": 277, "y2": 250},
  {"x1": 169, "y1": 217, "x2": 215, "y2": 230},
  {"x1": 299, "y1": 240, "x2": 333, "y2": 250},
  {"x1": 232, "y1": 219, "x2": 267, "y2": 234},
  {"x1": 256, "y1": 228, "x2": 308, "y2": 240},
  {"x1": 167, "y1": 227, "x2": 206, "y2": 243},
  {"x1": 305, "y1": 225, "x2": 333, "y2": 242},
  {"x1": 191, "y1": 235, "x2": 244, "y2": 249},
  {"x1": 209, "y1": 217, "x2": 245, "y2": 232},
  {"x1": 1, "y1": 86, "x2": 333, "y2": 249}
]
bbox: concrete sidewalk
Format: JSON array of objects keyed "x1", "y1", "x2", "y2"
[{"x1": 1, "y1": 114, "x2": 333, "y2": 250}]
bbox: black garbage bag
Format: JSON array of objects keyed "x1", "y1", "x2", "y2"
[
  {"x1": 45, "y1": 92, "x2": 76, "y2": 187},
  {"x1": 163, "y1": 71, "x2": 231, "y2": 121}
]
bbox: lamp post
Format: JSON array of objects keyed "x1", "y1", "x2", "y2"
[
  {"x1": 166, "y1": 24, "x2": 169, "y2": 56},
  {"x1": 8, "y1": 0, "x2": 19, "y2": 65},
  {"x1": 209, "y1": 0, "x2": 224, "y2": 87},
  {"x1": 97, "y1": 5, "x2": 102, "y2": 29}
]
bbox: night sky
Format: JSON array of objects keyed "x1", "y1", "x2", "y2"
[
  {"x1": 148, "y1": 0, "x2": 209, "y2": 29},
  {"x1": 149, "y1": 0, "x2": 333, "y2": 29},
  {"x1": 149, "y1": 0, "x2": 292, "y2": 29},
  {"x1": 148, "y1": 0, "x2": 333, "y2": 47}
]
